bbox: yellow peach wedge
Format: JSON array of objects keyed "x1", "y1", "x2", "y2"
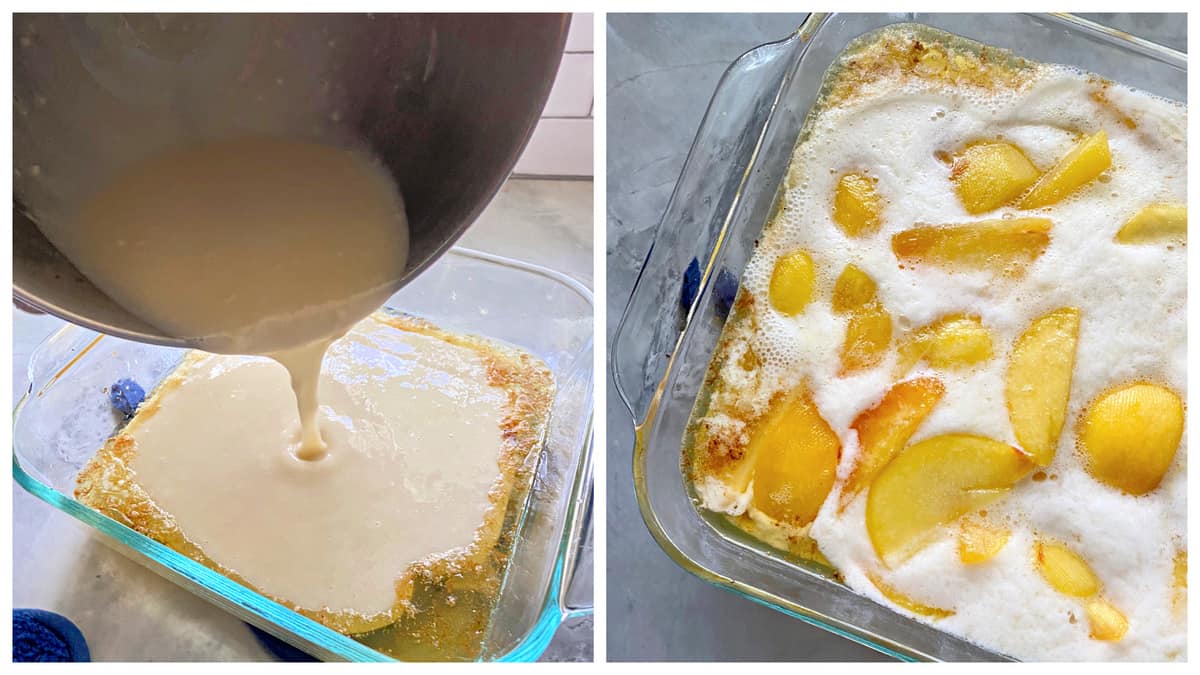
[
  {"x1": 896, "y1": 314, "x2": 993, "y2": 376},
  {"x1": 833, "y1": 173, "x2": 882, "y2": 237},
  {"x1": 891, "y1": 218, "x2": 1051, "y2": 272},
  {"x1": 1116, "y1": 203, "x2": 1187, "y2": 245},
  {"x1": 1086, "y1": 598, "x2": 1129, "y2": 642},
  {"x1": 958, "y1": 520, "x2": 1011, "y2": 564},
  {"x1": 749, "y1": 388, "x2": 841, "y2": 528},
  {"x1": 840, "y1": 300, "x2": 892, "y2": 375},
  {"x1": 830, "y1": 264, "x2": 891, "y2": 375},
  {"x1": 1005, "y1": 308, "x2": 1081, "y2": 466},
  {"x1": 867, "y1": 572, "x2": 954, "y2": 619},
  {"x1": 1033, "y1": 539, "x2": 1131, "y2": 641},
  {"x1": 951, "y1": 141, "x2": 1041, "y2": 214},
  {"x1": 832, "y1": 263, "x2": 879, "y2": 314},
  {"x1": 866, "y1": 434, "x2": 1033, "y2": 566},
  {"x1": 840, "y1": 377, "x2": 945, "y2": 511},
  {"x1": 1079, "y1": 383, "x2": 1184, "y2": 495},
  {"x1": 1020, "y1": 129, "x2": 1112, "y2": 209},
  {"x1": 769, "y1": 250, "x2": 816, "y2": 316},
  {"x1": 1034, "y1": 541, "x2": 1100, "y2": 597}
]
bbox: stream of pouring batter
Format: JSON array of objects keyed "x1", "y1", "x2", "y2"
[
  {"x1": 270, "y1": 339, "x2": 338, "y2": 459},
  {"x1": 48, "y1": 138, "x2": 409, "y2": 460}
]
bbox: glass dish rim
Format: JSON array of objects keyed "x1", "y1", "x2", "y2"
[
  {"x1": 13, "y1": 245, "x2": 595, "y2": 662},
  {"x1": 614, "y1": 11, "x2": 1185, "y2": 662}
]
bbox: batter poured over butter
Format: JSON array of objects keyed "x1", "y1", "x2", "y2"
[
  {"x1": 77, "y1": 314, "x2": 555, "y2": 632},
  {"x1": 49, "y1": 138, "x2": 409, "y2": 459}
]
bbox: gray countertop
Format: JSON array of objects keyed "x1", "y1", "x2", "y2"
[
  {"x1": 605, "y1": 13, "x2": 1184, "y2": 662},
  {"x1": 12, "y1": 177, "x2": 593, "y2": 662}
]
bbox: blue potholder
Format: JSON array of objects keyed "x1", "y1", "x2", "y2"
[{"x1": 13, "y1": 609, "x2": 91, "y2": 662}]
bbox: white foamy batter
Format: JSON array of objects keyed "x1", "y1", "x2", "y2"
[
  {"x1": 45, "y1": 138, "x2": 409, "y2": 457},
  {"x1": 695, "y1": 57, "x2": 1186, "y2": 660},
  {"x1": 126, "y1": 316, "x2": 505, "y2": 615}
]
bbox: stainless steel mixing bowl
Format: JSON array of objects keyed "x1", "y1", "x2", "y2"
[{"x1": 13, "y1": 13, "x2": 568, "y2": 347}]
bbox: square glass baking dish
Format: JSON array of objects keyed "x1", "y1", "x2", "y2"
[
  {"x1": 14, "y1": 246, "x2": 594, "y2": 662},
  {"x1": 611, "y1": 13, "x2": 1185, "y2": 662}
]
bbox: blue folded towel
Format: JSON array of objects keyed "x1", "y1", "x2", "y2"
[
  {"x1": 681, "y1": 257, "x2": 702, "y2": 310},
  {"x1": 12, "y1": 609, "x2": 90, "y2": 662},
  {"x1": 109, "y1": 378, "x2": 146, "y2": 418},
  {"x1": 713, "y1": 267, "x2": 739, "y2": 317},
  {"x1": 681, "y1": 257, "x2": 739, "y2": 318}
]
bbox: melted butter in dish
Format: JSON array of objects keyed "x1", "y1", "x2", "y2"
[{"x1": 76, "y1": 314, "x2": 555, "y2": 634}]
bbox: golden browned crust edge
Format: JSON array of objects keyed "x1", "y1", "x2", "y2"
[
  {"x1": 74, "y1": 312, "x2": 555, "y2": 635},
  {"x1": 684, "y1": 293, "x2": 761, "y2": 482},
  {"x1": 818, "y1": 24, "x2": 1035, "y2": 110}
]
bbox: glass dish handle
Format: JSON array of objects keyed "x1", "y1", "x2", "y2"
[{"x1": 610, "y1": 31, "x2": 803, "y2": 427}]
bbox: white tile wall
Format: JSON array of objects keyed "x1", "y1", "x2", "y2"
[
  {"x1": 514, "y1": 13, "x2": 593, "y2": 177},
  {"x1": 515, "y1": 118, "x2": 593, "y2": 177},
  {"x1": 541, "y1": 53, "x2": 593, "y2": 118},
  {"x1": 564, "y1": 12, "x2": 593, "y2": 52}
]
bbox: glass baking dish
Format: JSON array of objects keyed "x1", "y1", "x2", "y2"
[
  {"x1": 14, "y1": 247, "x2": 594, "y2": 662},
  {"x1": 611, "y1": 13, "x2": 1185, "y2": 662}
]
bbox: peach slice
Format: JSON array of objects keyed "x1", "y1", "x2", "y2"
[
  {"x1": 867, "y1": 572, "x2": 954, "y2": 619},
  {"x1": 749, "y1": 388, "x2": 841, "y2": 528},
  {"x1": 769, "y1": 250, "x2": 816, "y2": 315},
  {"x1": 1033, "y1": 539, "x2": 1131, "y2": 641},
  {"x1": 1086, "y1": 598, "x2": 1129, "y2": 641},
  {"x1": 891, "y1": 218, "x2": 1051, "y2": 272},
  {"x1": 830, "y1": 264, "x2": 891, "y2": 375},
  {"x1": 840, "y1": 300, "x2": 892, "y2": 375},
  {"x1": 1005, "y1": 308, "x2": 1081, "y2": 466},
  {"x1": 866, "y1": 434, "x2": 1033, "y2": 566},
  {"x1": 952, "y1": 141, "x2": 1041, "y2": 214},
  {"x1": 840, "y1": 377, "x2": 945, "y2": 511},
  {"x1": 1034, "y1": 540, "x2": 1100, "y2": 597},
  {"x1": 1079, "y1": 383, "x2": 1184, "y2": 495},
  {"x1": 958, "y1": 520, "x2": 1011, "y2": 564},
  {"x1": 833, "y1": 173, "x2": 882, "y2": 237},
  {"x1": 1116, "y1": 203, "x2": 1187, "y2": 244},
  {"x1": 1020, "y1": 130, "x2": 1112, "y2": 209},
  {"x1": 832, "y1": 263, "x2": 879, "y2": 313},
  {"x1": 896, "y1": 314, "x2": 993, "y2": 376}
]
